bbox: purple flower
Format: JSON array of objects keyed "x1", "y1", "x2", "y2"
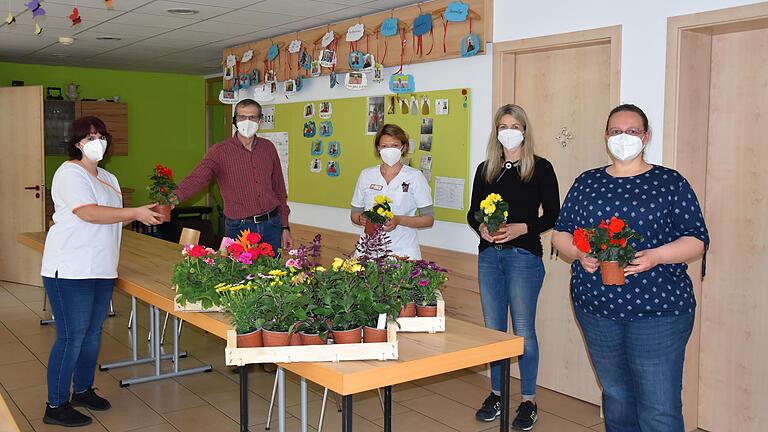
[
  {"x1": 418, "y1": 279, "x2": 429, "y2": 287},
  {"x1": 246, "y1": 273, "x2": 255, "y2": 280},
  {"x1": 409, "y1": 268, "x2": 422, "y2": 278}
]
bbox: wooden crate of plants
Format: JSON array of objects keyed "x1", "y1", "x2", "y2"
[
  {"x1": 396, "y1": 290, "x2": 445, "y2": 333},
  {"x1": 173, "y1": 293, "x2": 223, "y2": 313},
  {"x1": 224, "y1": 322, "x2": 399, "y2": 365}
]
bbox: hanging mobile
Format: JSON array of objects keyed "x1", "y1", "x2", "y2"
[
  {"x1": 413, "y1": 7, "x2": 434, "y2": 57},
  {"x1": 461, "y1": 14, "x2": 481, "y2": 57},
  {"x1": 5, "y1": 0, "x2": 16, "y2": 24},
  {"x1": 104, "y1": 0, "x2": 113, "y2": 10}
]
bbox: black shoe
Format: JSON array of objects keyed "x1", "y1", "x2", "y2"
[
  {"x1": 475, "y1": 392, "x2": 501, "y2": 422},
  {"x1": 72, "y1": 388, "x2": 111, "y2": 411},
  {"x1": 512, "y1": 400, "x2": 538, "y2": 431},
  {"x1": 43, "y1": 402, "x2": 92, "y2": 427}
]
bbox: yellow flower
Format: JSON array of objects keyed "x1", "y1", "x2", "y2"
[
  {"x1": 345, "y1": 263, "x2": 364, "y2": 273},
  {"x1": 377, "y1": 207, "x2": 385, "y2": 215},
  {"x1": 384, "y1": 211, "x2": 394, "y2": 219},
  {"x1": 268, "y1": 269, "x2": 287, "y2": 277},
  {"x1": 331, "y1": 257, "x2": 344, "y2": 271},
  {"x1": 484, "y1": 204, "x2": 496, "y2": 215},
  {"x1": 384, "y1": 196, "x2": 393, "y2": 203},
  {"x1": 315, "y1": 266, "x2": 327, "y2": 272},
  {"x1": 503, "y1": 211, "x2": 508, "y2": 218},
  {"x1": 374, "y1": 195, "x2": 386, "y2": 205}
]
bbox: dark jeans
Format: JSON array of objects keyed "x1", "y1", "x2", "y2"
[
  {"x1": 43, "y1": 274, "x2": 114, "y2": 406},
  {"x1": 478, "y1": 246, "x2": 545, "y2": 398},
  {"x1": 575, "y1": 307, "x2": 694, "y2": 432},
  {"x1": 225, "y1": 213, "x2": 282, "y2": 255}
]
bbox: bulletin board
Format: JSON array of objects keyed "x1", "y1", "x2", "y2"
[{"x1": 267, "y1": 88, "x2": 470, "y2": 224}]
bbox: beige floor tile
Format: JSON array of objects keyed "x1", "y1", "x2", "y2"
[
  {"x1": 0, "y1": 293, "x2": 26, "y2": 309},
  {"x1": 128, "y1": 379, "x2": 207, "y2": 414},
  {"x1": 173, "y1": 371, "x2": 239, "y2": 397},
  {"x1": 591, "y1": 423, "x2": 605, "y2": 431},
  {"x1": 201, "y1": 389, "x2": 271, "y2": 427},
  {"x1": 30, "y1": 417, "x2": 109, "y2": 432},
  {"x1": 0, "y1": 306, "x2": 40, "y2": 322},
  {"x1": 246, "y1": 371, "x2": 322, "y2": 407},
  {"x1": 482, "y1": 410, "x2": 595, "y2": 432},
  {"x1": 403, "y1": 393, "x2": 490, "y2": 432},
  {"x1": 391, "y1": 382, "x2": 433, "y2": 402},
  {"x1": 162, "y1": 404, "x2": 240, "y2": 432},
  {"x1": 0, "y1": 323, "x2": 19, "y2": 344},
  {"x1": 122, "y1": 423, "x2": 180, "y2": 432},
  {"x1": 371, "y1": 409, "x2": 460, "y2": 432},
  {"x1": 1, "y1": 283, "x2": 42, "y2": 303},
  {"x1": 1, "y1": 385, "x2": 34, "y2": 432},
  {"x1": 7, "y1": 384, "x2": 47, "y2": 421},
  {"x1": 285, "y1": 397, "x2": 383, "y2": 432},
  {"x1": 536, "y1": 386, "x2": 602, "y2": 428},
  {"x1": 2, "y1": 317, "x2": 52, "y2": 336},
  {"x1": 87, "y1": 391, "x2": 166, "y2": 432},
  {"x1": 0, "y1": 360, "x2": 47, "y2": 391},
  {"x1": 0, "y1": 341, "x2": 36, "y2": 365},
  {"x1": 413, "y1": 374, "x2": 517, "y2": 410},
  {"x1": 349, "y1": 390, "x2": 410, "y2": 421}
]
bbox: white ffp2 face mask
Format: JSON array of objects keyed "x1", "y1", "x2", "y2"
[
  {"x1": 497, "y1": 129, "x2": 524, "y2": 150},
  {"x1": 379, "y1": 147, "x2": 403, "y2": 166},
  {"x1": 607, "y1": 133, "x2": 645, "y2": 161},
  {"x1": 237, "y1": 120, "x2": 259, "y2": 138},
  {"x1": 82, "y1": 138, "x2": 107, "y2": 162}
]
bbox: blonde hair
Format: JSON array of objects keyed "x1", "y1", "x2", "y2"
[{"x1": 484, "y1": 104, "x2": 536, "y2": 183}]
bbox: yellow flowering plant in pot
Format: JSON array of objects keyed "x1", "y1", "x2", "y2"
[
  {"x1": 474, "y1": 193, "x2": 509, "y2": 236},
  {"x1": 215, "y1": 280, "x2": 266, "y2": 347},
  {"x1": 362, "y1": 194, "x2": 394, "y2": 235}
]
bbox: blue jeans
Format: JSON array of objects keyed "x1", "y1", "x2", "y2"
[
  {"x1": 478, "y1": 246, "x2": 544, "y2": 398},
  {"x1": 225, "y1": 213, "x2": 282, "y2": 255},
  {"x1": 574, "y1": 307, "x2": 694, "y2": 432},
  {"x1": 43, "y1": 274, "x2": 114, "y2": 406}
]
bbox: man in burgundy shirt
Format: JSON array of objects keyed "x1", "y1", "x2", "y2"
[{"x1": 174, "y1": 99, "x2": 292, "y2": 253}]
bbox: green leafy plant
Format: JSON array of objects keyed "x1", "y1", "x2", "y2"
[
  {"x1": 147, "y1": 164, "x2": 179, "y2": 206},
  {"x1": 410, "y1": 260, "x2": 448, "y2": 306},
  {"x1": 474, "y1": 192, "x2": 509, "y2": 233},
  {"x1": 362, "y1": 194, "x2": 394, "y2": 224},
  {"x1": 573, "y1": 216, "x2": 644, "y2": 267},
  {"x1": 258, "y1": 269, "x2": 310, "y2": 333},
  {"x1": 171, "y1": 245, "x2": 225, "y2": 309},
  {"x1": 215, "y1": 281, "x2": 265, "y2": 334}
]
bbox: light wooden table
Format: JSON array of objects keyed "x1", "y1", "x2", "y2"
[
  {"x1": 0, "y1": 393, "x2": 22, "y2": 432},
  {"x1": 18, "y1": 231, "x2": 524, "y2": 432}
]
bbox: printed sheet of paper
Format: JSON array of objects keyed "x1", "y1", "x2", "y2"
[
  {"x1": 261, "y1": 105, "x2": 275, "y2": 129},
  {"x1": 434, "y1": 176, "x2": 464, "y2": 210},
  {"x1": 260, "y1": 132, "x2": 289, "y2": 192}
]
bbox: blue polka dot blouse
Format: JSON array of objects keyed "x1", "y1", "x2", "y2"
[{"x1": 554, "y1": 165, "x2": 709, "y2": 321}]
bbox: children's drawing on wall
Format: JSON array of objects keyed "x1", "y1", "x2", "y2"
[
  {"x1": 303, "y1": 120, "x2": 317, "y2": 138},
  {"x1": 310, "y1": 139, "x2": 323, "y2": 156},
  {"x1": 387, "y1": 95, "x2": 396, "y2": 114},
  {"x1": 304, "y1": 103, "x2": 314, "y2": 119},
  {"x1": 326, "y1": 160, "x2": 340, "y2": 177},
  {"x1": 367, "y1": 96, "x2": 385, "y2": 135},
  {"x1": 310, "y1": 158, "x2": 322, "y2": 173},
  {"x1": 319, "y1": 121, "x2": 333, "y2": 137},
  {"x1": 328, "y1": 141, "x2": 341, "y2": 158},
  {"x1": 420, "y1": 95, "x2": 430, "y2": 115},
  {"x1": 319, "y1": 101, "x2": 332, "y2": 119},
  {"x1": 436, "y1": 98, "x2": 449, "y2": 115}
]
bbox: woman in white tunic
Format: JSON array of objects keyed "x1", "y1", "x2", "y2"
[{"x1": 350, "y1": 124, "x2": 434, "y2": 259}]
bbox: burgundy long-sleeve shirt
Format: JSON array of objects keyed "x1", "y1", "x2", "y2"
[{"x1": 176, "y1": 135, "x2": 290, "y2": 226}]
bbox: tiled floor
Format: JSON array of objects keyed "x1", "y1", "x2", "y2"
[{"x1": 0, "y1": 280, "x2": 693, "y2": 432}]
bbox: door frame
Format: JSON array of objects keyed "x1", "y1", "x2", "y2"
[
  {"x1": 663, "y1": 3, "x2": 768, "y2": 429},
  {"x1": 492, "y1": 25, "x2": 622, "y2": 112}
]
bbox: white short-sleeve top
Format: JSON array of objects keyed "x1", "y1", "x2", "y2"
[
  {"x1": 351, "y1": 165, "x2": 433, "y2": 259},
  {"x1": 41, "y1": 162, "x2": 123, "y2": 279}
]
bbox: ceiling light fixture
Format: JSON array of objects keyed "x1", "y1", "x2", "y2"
[
  {"x1": 96, "y1": 36, "x2": 122, "y2": 41},
  {"x1": 167, "y1": 8, "x2": 199, "y2": 15},
  {"x1": 58, "y1": 36, "x2": 75, "y2": 45}
]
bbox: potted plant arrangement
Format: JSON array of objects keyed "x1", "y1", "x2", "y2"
[
  {"x1": 474, "y1": 193, "x2": 509, "y2": 236},
  {"x1": 573, "y1": 216, "x2": 644, "y2": 285},
  {"x1": 362, "y1": 194, "x2": 394, "y2": 235},
  {"x1": 147, "y1": 164, "x2": 179, "y2": 222},
  {"x1": 359, "y1": 258, "x2": 406, "y2": 342},
  {"x1": 257, "y1": 268, "x2": 310, "y2": 347},
  {"x1": 412, "y1": 260, "x2": 449, "y2": 317},
  {"x1": 319, "y1": 257, "x2": 370, "y2": 344},
  {"x1": 216, "y1": 281, "x2": 265, "y2": 347}
]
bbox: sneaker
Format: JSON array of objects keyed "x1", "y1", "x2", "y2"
[
  {"x1": 72, "y1": 388, "x2": 111, "y2": 411},
  {"x1": 475, "y1": 392, "x2": 501, "y2": 422},
  {"x1": 512, "y1": 400, "x2": 538, "y2": 431},
  {"x1": 43, "y1": 402, "x2": 92, "y2": 427}
]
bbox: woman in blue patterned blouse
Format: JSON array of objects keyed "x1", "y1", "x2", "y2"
[{"x1": 552, "y1": 104, "x2": 709, "y2": 432}]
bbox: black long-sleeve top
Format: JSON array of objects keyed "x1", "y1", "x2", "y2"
[{"x1": 466, "y1": 156, "x2": 560, "y2": 256}]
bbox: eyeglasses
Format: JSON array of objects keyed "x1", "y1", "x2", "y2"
[
  {"x1": 235, "y1": 115, "x2": 261, "y2": 122},
  {"x1": 607, "y1": 128, "x2": 645, "y2": 137}
]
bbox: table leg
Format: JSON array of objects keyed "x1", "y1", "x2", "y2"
[
  {"x1": 383, "y1": 386, "x2": 392, "y2": 432},
  {"x1": 278, "y1": 367, "x2": 285, "y2": 432},
  {"x1": 342, "y1": 395, "x2": 353, "y2": 432},
  {"x1": 300, "y1": 377, "x2": 307, "y2": 432},
  {"x1": 239, "y1": 365, "x2": 249, "y2": 432},
  {"x1": 500, "y1": 358, "x2": 511, "y2": 432}
]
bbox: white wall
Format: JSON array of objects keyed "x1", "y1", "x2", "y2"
[
  {"x1": 275, "y1": 0, "x2": 764, "y2": 254},
  {"x1": 493, "y1": 0, "x2": 762, "y2": 163}
]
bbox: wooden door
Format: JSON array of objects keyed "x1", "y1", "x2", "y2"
[
  {"x1": 493, "y1": 27, "x2": 620, "y2": 404},
  {"x1": 0, "y1": 86, "x2": 45, "y2": 285},
  {"x1": 697, "y1": 26, "x2": 768, "y2": 432}
]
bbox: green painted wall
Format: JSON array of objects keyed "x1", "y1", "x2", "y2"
[{"x1": 0, "y1": 62, "x2": 208, "y2": 207}]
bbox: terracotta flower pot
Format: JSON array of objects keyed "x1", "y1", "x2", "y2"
[
  {"x1": 290, "y1": 332, "x2": 303, "y2": 346},
  {"x1": 364, "y1": 222, "x2": 381, "y2": 236},
  {"x1": 262, "y1": 329, "x2": 292, "y2": 347},
  {"x1": 363, "y1": 326, "x2": 388, "y2": 343},
  {"x1": 416, "y1": 304, "x2": 438, "y2": 317},
  {"x1": 489, "y1": 222, "x2": 507, "y2": 238},
  {"x1": 600, "y1": 261, "x2": 626, "y2": 286},
  {"x1": 299, "y1": 332, "x2": 326, "y2": 345},
  {"x1": 152, "y1": 204, "x2": 172, "y2": 223},
  {"x1": 236, "y1": 329, "x2": 263, "y2": 348},
  {"x1": 398, "y1": 302, "x2": 417, "y2": 317},
  {"x1": 332, "y1": 327, "x2": 362, "y2": 344}
]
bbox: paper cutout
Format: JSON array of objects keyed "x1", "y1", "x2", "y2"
[
  {"x1": 69, "y1": 7, "x2": 81, "y2": 26},
  {"x1": 328, "y1": 141, "x2": 341, "y2": 158},
  {"x1": 361, "y1": 53, "x2": 375, "y2": 72},
  {"x1": 226, "y1": 54, "x2": 237, "y2": 67},
  {"x1": 310, "y1": 158, "x2": 322, "y2": 173},
  {"x1": 436, "y1": 98, "x2": 449, "y2": 115},
  {"x1": 318, "y1": 101, "x2": 332, "y2": 119},
  {"x1": 283, "y1": 79, "x2": 296, "y2": 96},
  {"x1": 303, "y1": 120, "x2": 317, "y2": 137},
  {"x1": 348, "y1": 50, "x2": 365, "y2": 70},
  {"x1": 319, "y1": 49, "x2": 336, "y2": 68},
  {"x1": 345, "y1": 71, "x2": 367, "y2": 90},
  {"x1": 346, "y1": 23, "x2": 364, "y2": 42},
  {"x1": 310, "y1": 61, "x2": 321, "y2": 77},
  {"x1": 420, "y1": 96, "x2": 430, "y2": 115},
  {"x1": 444, "y1": 1, "x2": 469, "y2": 22},
  {"x1": 238, "y1": 73, "x2": 251, "y2": 89},
  {"x1": 413, "y1": 13, "x2": 432, "y2": 36},
  {"x1": 241, "y1": 49, "x2": 254, "y2": 63},
  {"x1": 461, "y1": 33, "x2": 480, "y2": 57},
  {"x1": 264, "y1": 69, "x2": 276, "y2": 83},
  {"x1": 288, "y1": 39, "x2": 301, "y2": 53},
  {"x1": 303, "y1": 103, "x2": 314, "y2": 118},
  {"x1": 326, "y1": 160, "x2": 339, "y2": 177},
  {"x1": 330, "y1": 71, "x2": 338, "y2": 88},
  {"x1": 321, "y1": 31, "x2": 335, "y2": 47},
  {"x1": 410, "y1": 96, "x2": 418, "y2": 116},
  {"x1": 219, "y1": 90, "x2": 237, "y2": 104},
  {"x1": 5, "y1": 12, "x2": 16, "y2": 25},
  {"x1": 267, "y1": 43, "x2": 279, "y2": 61},
  {"x1": 251, "y1": 69, "x2": 260, "y2": 85},
  {"x1": 389, "y1": 74, "x2": 415, "y2": 93},
  {"x1": 310, "y1": 139, "x2": 323, "y2": 155},
  {"x1": 381, "y1": 17, "x2": 398, "y2": 37},
  {"x1": 25, "y1": 0, "x2": 44, "y2": 18},
  {"x1": 372, "y1": 63, "x2": 384, "y2": 83},
  {"x1": 319, "y1": 121, "x2": 333, "y2": 137},
  {"x1": 295, "y1": 75, "x2": 304, "y2": 92},
  {"x1": 299, "y1": 50, "x2": 311, "y2": 70},
  {"x1": 252, "y1": 84, "x2": 275, "y2": 102}
]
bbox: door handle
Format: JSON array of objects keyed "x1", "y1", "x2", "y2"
[{"x1": 25, "y1": 185, "x2": 41, "y2": 191}]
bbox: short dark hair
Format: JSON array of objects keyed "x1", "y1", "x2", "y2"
[
  {"x1": 373, "y1": 124, "x2": 409, "y2": 156},
  {"x1": 606, "y1": 104, "x2": 649, "y2": 132},
  {"x1": 68, "y1": 116, "x2": 110, "y2": 160},
  {"x1": 233, "y1": 98, "x2": 263, "y2": 123}
]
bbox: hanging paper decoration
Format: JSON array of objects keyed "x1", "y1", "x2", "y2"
[
  {"x1": 321, "y1": 30, "x2": 335, "y2": 47},
  {"x1": 25, "y1": 0, "x2": 44, "y2": 17},
  {"x1": 318, "y1": 101, "x2": 332, "y2": 119},
  {"x1": 223, "y1": 65, "x2": 234, "y2": 80},
  {"x1": 326, "y1": 160, "x2": 339, "y2": 177},
  {"x1": 5, "y1": 12, "x2": 14, "y2": 24},
  {"x1": 304, "y1": 103, "x2": 314, "y2": 119},
  {"x1": 319, "y1": 120, "x2": 333, "y2": 137},
  {"x1": 303, "y1": 120, "x2": 317, "y2": 137},
  {"x1": 390, "y1": 74, "x2": 414, "y2": 93},
  {"x1": 238, "y1": 73, "x2": 251, "y2": 89},
  {"x1": 328, "y1": 141, "x2": 341, "y2": 158},
  {"x1": 218, "y1": 90, "x2": 237, "y2": 104},
  {"x1": 226, "y1": 54, "x2": 237, "y2": 67},
  {"x1": 252, "y1": 84, "x2": 275, "y2": 102},
  {"x1": 69, "y1": 7, "x2": 82, "y2": 26},
  {"x1": 348, "y1": 50, "x2": 365, "y2": 71},
  {"x1": 241, "y1": 49, "x2": 254, "y2": 63},
  {"x1": 250, "y1": 69, "x2": 260, "y2": 85},
  {"x1": 104, "y1": 0, "x2": 113, "y2": 10},
  {"x1": 444, "y1": 1, "x2": 469, "y2": 22},
  {"x1": 310, "y1": 61, "x2": 321, "y2": 77},
  {"x1": 372, "y1": 63, "x2": 384, "y2": 83},
  {"x1": 34, "y1": 21, "x2": 42, "y2": 34},
  {"x1": 295, "y1": 75, "x2": 304, "y2": 92},
  {"x1": 381, "y1": 17, "x2": 398, "y2": 37},
  {"x1": 345, "y1": 71, "x2": 367, "y2": 90},
  {"x1": 283, "y1": 79, "x2": 296, "y2": 96},
  {"x1": 267, "y1": 43, "x2": 279, "y2": 61},
  {"x1": 329, "y1": 71, "x2": 338, "y2": 88},
  {"x1": 299, "y1": 50, "x2": 311, "y2": 70},
  {"x1": 461, "y1": 33, "x2": 480, "y2": 57},
  {"x1": 288, "y1": 39, "x2": 301, "y2": 54},
  {"x1": 361, "y1": 53, "x2": 375, "y2": 73},
  {"x1": 413, "y1": 13, "x2": 434, "y2": 56},
  {"x1": 310, "y1": 140, "x2": 323, "y2": 156},
  {"x1": 310, "y1": 158, "x2": 322, "y2": 173},
  {"x1": 319, "y1": 49, "x2": 336, "y2": 68},
  {"x1": 345, "y1": 23, "x2": 364, "y2": 42},
  {"x1": 264, "y1": 69, "x2": 275, "y2": 83}
]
